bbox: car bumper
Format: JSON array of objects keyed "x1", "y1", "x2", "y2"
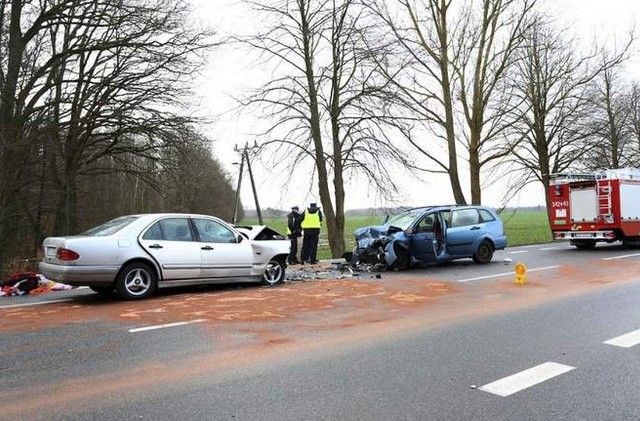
[{"x1": 39, "y1": 261, "x2": 120, "y2": 286}]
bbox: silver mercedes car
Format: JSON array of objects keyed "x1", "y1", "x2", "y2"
[{"x1": 39, "y1": 213, "x2": 290, "y2": 300}]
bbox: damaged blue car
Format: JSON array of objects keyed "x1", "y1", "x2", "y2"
[{"x1": 351, "y1": 205, "x2": 507, "y2": 270}]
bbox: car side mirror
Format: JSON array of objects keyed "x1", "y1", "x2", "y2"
[
  {"x1": 237, "y1": 234, "x2": 243, "y2": 243},
  {"x1": 405, "y1": 228, "x2": 414, "y2": 235}
]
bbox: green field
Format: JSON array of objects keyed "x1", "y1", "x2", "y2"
[{"x1": 239, "y1": 209, "x2": 551, "y2": 259}]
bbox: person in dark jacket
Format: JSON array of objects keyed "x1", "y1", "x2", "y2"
[
  {"x1": 300, "y1": 202, "x2": 323, "y2": 264},
  {"x1": 286, "y1": 206, "x2": 303, "y2": 264}
]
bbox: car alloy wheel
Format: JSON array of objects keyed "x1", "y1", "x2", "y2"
[
  {"x1": 116, "y1": 262, "x2": 157, "y2": 300},
  {"x1": 261, "y1": 258, "x2": 285, "y2": 285}
]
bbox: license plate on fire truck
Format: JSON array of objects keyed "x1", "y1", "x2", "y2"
[{"x1": 573, "y1": 233, "x2": 592, "y2": 238}]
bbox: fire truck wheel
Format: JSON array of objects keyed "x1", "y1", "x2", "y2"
[
  {"x1": 573, "y1": 240, "x2": 596, "y2": 250},
  {"x1": 472, "y1": 240, "x2": 494, "y2": 264}
]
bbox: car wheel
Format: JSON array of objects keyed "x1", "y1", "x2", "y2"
[
  {"x1": 90, "y1": 286, "x2": 114, "y2": 295},
  {"x1": 390, "y1": 244, "x2": 410, "y2": 270},
  {"x1": 115, "y1": 262, "x2": 157, "y2": 300},
  {"x1": 261, "y1": 258, "x2": 285, "y2": 286},
  {"x1": 472, "y1": 240, "x2": 494, "y2": 264}
]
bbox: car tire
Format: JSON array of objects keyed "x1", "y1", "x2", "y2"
[
  {"x1": 90, "y1": 285, "x2": 114, "y2": 295},
  {"x1": 472, "y1": 240, "x2": 494, "y2": 264},
  {"x1": 390, "y1": 244, "x2": 410, "y2": 271},
  {"x1": 115, "y1": 262, "x2": 157, "y2": 300},
  {"x1": 261, "y1": 258, "x2": 286, "y2": 286}
]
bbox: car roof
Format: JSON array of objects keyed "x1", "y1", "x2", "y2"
[
  {"x1": 128, "y1": 213, "x2": 227, "y2": 221},
  {"x1": 399, "y1": 204, "x2": 488, "y2": 213}
]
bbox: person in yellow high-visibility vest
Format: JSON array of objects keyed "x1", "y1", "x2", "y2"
[{"x1": 300, "y1": 202, "x2": 323, "y2": 264}]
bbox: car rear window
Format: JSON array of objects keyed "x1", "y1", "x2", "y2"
[
  {"x1": 81, "y1": 215, "x2": 139, "y2": 236},
  {"x1": 478, "y1": 209, "x2": 496, "y2": 222}
]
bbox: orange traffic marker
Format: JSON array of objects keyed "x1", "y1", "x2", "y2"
[{"x1": 514, "y1": 262, "x2": 527, "y2": 285}]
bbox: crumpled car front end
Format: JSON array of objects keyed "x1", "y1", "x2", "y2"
[{"x1": 351, "y1": 225, "x2": 405, "y2": 269}]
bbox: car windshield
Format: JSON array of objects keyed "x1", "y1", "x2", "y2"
[
  {"x1": 81, "y1": 215, "x2": 139, "y2": 236},
  {"x1": 385, "y1": 210, "x2": 424, "y2": 230}
]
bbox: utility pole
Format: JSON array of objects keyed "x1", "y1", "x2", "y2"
[
  {"x1": 232, "y1": 152, "x2": 245, "y2": 225},
  {"x1": 232, "y1": 142, "x2": 263, "y2": 225}
]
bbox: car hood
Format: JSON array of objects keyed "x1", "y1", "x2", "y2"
[
  {"x1": 354, "y1": 225, "x2": 404, "y2": 248},
  {"x1": 235, "y1": 225, "x2": 290, "y2": 258},
  {"x1": 234, "y1": 225, "x2": 285, "y2": 241}
]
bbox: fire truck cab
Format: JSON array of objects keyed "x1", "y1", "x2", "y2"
[{"x1": 549, "y1": 168, "x2": 640, "y2": 249}]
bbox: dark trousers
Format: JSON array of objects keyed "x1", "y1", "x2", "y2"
[
  {"x1": 288, "y1": 236, "x2": 299, "y2": 263},
  {"x1": 301, "y1": 228, "x2": 320, "y2": 263}
]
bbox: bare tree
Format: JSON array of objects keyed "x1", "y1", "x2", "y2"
[
  {"x1": 628, "y1": 82, "x2": 640, "y2": 167},
  {"x1": 374, "y1": 0, "x2": 538, "y2": 205},
  {"x1": 241, "y1": 0, "x2": 412, "y2": 257},
  {"x1": 585, "y1": 66, "x2": 633, "y2": 169},
  {"x1": 0, "y1": 0, "x2": 216, "y2": 267},
  {"x1": 372, "y1": 0, "x2": 467, "y2": 203},
  {"x1": 453, "y1": 0, "x2": 538, "y2": 204},
  {"x1": 507, "y1": 18, "x2": 632, "y2": 215}
]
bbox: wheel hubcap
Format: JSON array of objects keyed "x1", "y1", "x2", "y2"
[
  {"x1": 125, "y1": 268, "x2": 151, "y2": 295},
  {"x1": 264, "y1": 261, "x2": 282, "y2": 284}
]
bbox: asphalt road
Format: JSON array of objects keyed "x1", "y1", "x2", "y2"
[{"x1": 2, "y1": 241, "x2": 640, "y2": 420}]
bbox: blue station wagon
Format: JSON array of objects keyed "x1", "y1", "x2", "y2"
[{"x1": 351, "y1": 205, "x2": 508, "y2": 270}]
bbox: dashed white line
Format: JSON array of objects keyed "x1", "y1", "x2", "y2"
[
  {"x1": 604, "y1": 329, "x2": 640, "y2": 348},
  {"x1": 0, "y1": 298, "x2": 74, "y2": 309},
  {"x1": 602, "y1": 253, "x2": 640, "y2": 261},
  {"x1": 128, "y1": 319, "x2": 207, "y2": 333},
  {"x1": 457, "y1": 265, "x2": 559, "y2": 283},
  {"x1": 538, "y1": 247, "x2": 559, "y2": 251},
  {"x1": 508, "y1": 251, "x2": 529, "y2": 254},
  {"x1": 479, "y1": 362, "x2": 575, "y2": 397}
]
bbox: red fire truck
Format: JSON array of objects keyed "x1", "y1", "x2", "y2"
[{"x1": 549, "y1": 168, "x2": 640, "y2": 249}]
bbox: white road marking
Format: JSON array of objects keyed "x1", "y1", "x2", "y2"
[
  {"x1": 457, "y1": 265, "x2": 559, "y2": 283},
  {"x1": 0, "y1": 298, "x2": 74, "y2": 309},
  {"x1": 479, "y1": 362, "x2": 575, "y2": 397},
  {"x1": 602, "y1": 253, "x2": 640, "y2": 261},
  {"x1": 128, "y1": 319, "x2": 207, "y2": 333},
  {"x1": 604, "y1": 329, "x2": 640, "y2": 348},
  {"x1": 538, "y1": 247, "x2": 559, "y2": 251},
  {"x1": 508, "y1": 251, "x2": 529, "y2": 254}
]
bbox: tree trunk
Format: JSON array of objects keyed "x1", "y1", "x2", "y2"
[{"x1": 437, "y1": 1, "x2": 467, "y2": 205}]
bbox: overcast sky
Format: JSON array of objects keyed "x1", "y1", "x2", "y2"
[{"x1": 190, "y1": 0, "x2": 640, "y2": 211}]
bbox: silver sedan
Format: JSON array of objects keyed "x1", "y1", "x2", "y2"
[{"x1": 39, "y1": 213, "x2": 290, "y2": 300}]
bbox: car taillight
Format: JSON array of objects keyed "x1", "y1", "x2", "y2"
[{"x1": 57, "y1": 248, "x2": 80, "y2": 261}]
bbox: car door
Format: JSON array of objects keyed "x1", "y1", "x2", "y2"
[
  {"x1": 138, "y1": 217, "x2": 201, "y2": 281},
  {"x1": 410, "y1": 212, "x2": 448, "y2": 262},
  {"x1": 192, "y1": 218, "x2": 254, "y2": 279},
  {"x1": 410, "y1": 213, "x2": 435, "y2": 262},
  {"x1": 446, "y1": 208, "x2": 484, "y2": 257}
]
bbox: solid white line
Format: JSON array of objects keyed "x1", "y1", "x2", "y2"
[
  {"x1": 602, "y1": 253, "x2": 640, "y2": 261},
  {"x1": 508, "y1": 251, "x2": 529, "y2": 254},
  {"x1": 457, "y1": 265, "x2": 560, "y2": 283},
  {"x1": 128, "y1": 319, "x2": 207, "y2": 333},
  {"x1": 479, "y1": 362, "x2": 575, "y2": 397},
  {"x1": 604, "y1": 329, "x2": 640, "y2": 348},
  {"x1": 0, "y1": 298, "x2": 74, "y2": 309}
]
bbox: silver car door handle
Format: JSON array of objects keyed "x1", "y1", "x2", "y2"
[
  {"x1": 201, "y1": 245, "x2": 214, "y2": 250},
  {"x1": 148, "y1": 244, "x2": 163, "y2": 249}
]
